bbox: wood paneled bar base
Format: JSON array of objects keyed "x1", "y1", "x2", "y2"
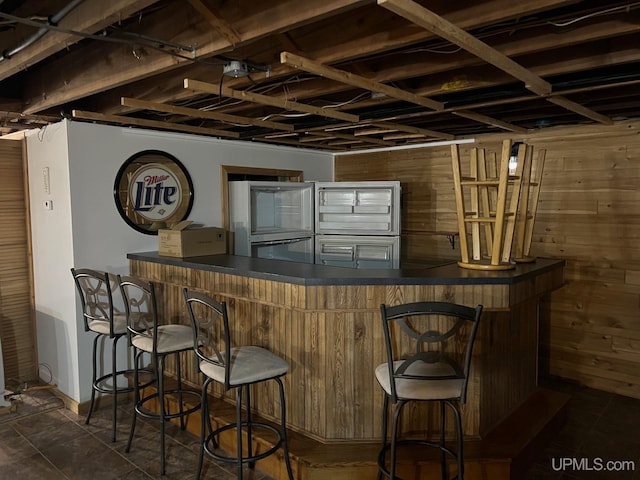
[{"x1": 128, "y1": 252, "x2": 566, "y2": 479}]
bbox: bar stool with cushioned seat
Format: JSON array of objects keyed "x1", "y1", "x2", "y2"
[
  {"x1": 376, "y1": 301, "x2": 483, "y2": 480},
  {"x1": 118, "y1": 275, "x2": 201, "y2": 476},
  {"x1": 183, "y1": 288, "x2": 295, "y2": 480},
  {"x1": 71, "y1": 267, "x2": 134, "y2": 442}
]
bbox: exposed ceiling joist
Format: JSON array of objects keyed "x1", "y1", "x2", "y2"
[
  {"x1": 71, "y1": 110, "x2": 240, "y2": 138},
  {"x1": 1, "y1": 0, "x2": 637, "y2": 148},
  {"x1": 184, "y1": 78, "x2": 360, "y2": 123},
  {"x1": 120, "y1": 97, "x2": 294, "y2": 132},
  {"x1": 305, "y1": 130, "x2": 395, "y2": 146},
  {"x1": 546, "y1": 96, "x2": 613, "y2": 124},
  {"x1": 371, "y1": 121, "x2": 455, "y2": 140},
  {"x1": 452, "y1": 110, "x2": 528, "y2": 133},
  {"x1": 186, "y1": 0, "x2": 242, "y2": 45},
  {"x1": 378, "y1": 0, "x2": 614, "y2": 125},
  {"x1": 377, "y1": 0, "x2": 552, "y2": 95},
  {"x1": 280, "y1": 51, "x2": 444, "y2": 111}
]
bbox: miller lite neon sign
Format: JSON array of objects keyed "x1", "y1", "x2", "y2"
[{"x1": 114, "y1": 150, "x2": 193, "y2": 235}]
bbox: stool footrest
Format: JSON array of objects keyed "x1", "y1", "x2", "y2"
[
  {"x1": 204, "y1": 421, "x2": 284, "y2": 465},
  {"x1": 134, "y1": 389, "x2": 201, "y2": 420},
  {"x1": 93, "y1": 369, "x2": 137, "y2": 395},
  {"x1": 378, "y1": 439, "x2": 459, "y2": 480}
]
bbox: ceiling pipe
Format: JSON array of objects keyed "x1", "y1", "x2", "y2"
[{"x1": 0, "y1": 0, "x2": 85, "y2": 62}]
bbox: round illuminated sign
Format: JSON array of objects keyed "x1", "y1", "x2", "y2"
[{"x1": 114, "y1": 150, "x2": 194, "y2": 235}]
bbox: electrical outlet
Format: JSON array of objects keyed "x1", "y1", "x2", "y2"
[{"x1": 43, "y1": 200, "x2": 53, "y2": 210}]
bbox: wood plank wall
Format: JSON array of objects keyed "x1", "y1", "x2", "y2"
[
  {"x1": 0, "y1": 139, "x2": 37, "y2": 383},
  {"x1": 335, "y1": 121, "x2": 640, "y2": 400}
]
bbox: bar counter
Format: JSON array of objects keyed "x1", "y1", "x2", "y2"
[{"x1": 128, "y1": 251, "x2": 565, "y2": 445}]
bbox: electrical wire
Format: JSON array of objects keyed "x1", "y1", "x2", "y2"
[{"x1": 547, "y1": 2, "x2": 640, "y2": 27}]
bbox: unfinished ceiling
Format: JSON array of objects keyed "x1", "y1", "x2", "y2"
[{"x1": 0, "y1": 0, "x2": 638, "y2": 150}]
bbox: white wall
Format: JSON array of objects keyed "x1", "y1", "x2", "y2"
[{"x1": 27, "y1": 119, "x2": 333, "y2": 403}]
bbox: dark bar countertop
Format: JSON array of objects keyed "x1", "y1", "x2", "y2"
[{"x1": 128, "y1": 251, "x2": 565, "y2": 287}]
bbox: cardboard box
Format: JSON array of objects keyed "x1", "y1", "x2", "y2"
[{"x1": 158, "y1": 221, "x2": 227, "y2": 257}]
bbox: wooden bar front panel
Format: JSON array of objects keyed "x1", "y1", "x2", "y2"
[{"x1": 130, "y1": 259, "x2": 562, "y2": 442}]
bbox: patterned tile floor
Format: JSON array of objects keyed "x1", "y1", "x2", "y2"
[
  {"x1": 0, "y1": 385, "x2": 270, "y2": 480},
  {"x1": 1, "y1": 376, "x2": 639, "y2": 479}
]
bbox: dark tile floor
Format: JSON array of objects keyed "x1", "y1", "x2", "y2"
[
  {"x1": 2, "y1": 376, "x2": 640, "y2": 479},
  {"x1": 0, "y1": 385, "x2": 271, "y2": 480},
  {"x1": 525, "y1": 377, "x2": 640, "y2": 480}
]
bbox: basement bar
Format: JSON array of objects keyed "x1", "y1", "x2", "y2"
[{"x1": 128, "y1": 251, "x2": 566, "y2": 480}]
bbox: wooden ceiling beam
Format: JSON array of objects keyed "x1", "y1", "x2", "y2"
[
  {"x1": 280, "y1": 51, "x2": 444, "y2": 111},
  {"x1": 378, "y1": 0, "x2": 613, "y2": 125},
  {"x1": 186, "y1": 0, "x2": 242, "y2": 45},
  {"x1": 452, "y1": 110, "x2": 528, "y2": 133},
  {"x1": 371, "y1": 121, "x2": 454, "y2": 140},
  {"x1": 377, "y1": 0, "x2": 552, "y2": 96},
  {"x1": 256, "y1": 137, "x2": 346, "y2": 151},
  {"x1": 120, "y1": 97, "x2": 294, "y2": 131},
  {"x1": 305, "y1": 130, "x2": 396, "y2": 147},
  {"x1": 100, "y1": 0, "x2": 580, "y2": 117},
  {"x1": 22, "y1": 0, "x2": 371, "y2": 114},
  {"x1": 184, "y1": 78, "x2": 360, "y2": 122},
  {"x1": 71, "y1": 110, "x2": 241, "y2": 138},
  {"x1": 546, "y1": 96, "x2": 613, "y2": 124},
  {"x1": 383, "y1": 132, "x2": 425, "y2": 140}
]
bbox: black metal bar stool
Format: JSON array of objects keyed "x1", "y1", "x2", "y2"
[
  {"x1": 118, "y1": 275, "x2": 201, "y2": 476},
  {"x1": 71, "y1": 267, "x2": 135, "y2": 442},
  {"x1": 183, "y1": 289, "x2": 295, "y2": 480},
  {"x1": 376, "y1": 301, "x2": 483, "y2": 480}
]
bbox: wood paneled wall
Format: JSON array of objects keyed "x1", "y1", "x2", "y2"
[
  {"x1": 0, "y1": 139, "x2": 37, "y2": 383},
  {"x1": 335, "y1": 121, "x2": 640, "y2": 399}
]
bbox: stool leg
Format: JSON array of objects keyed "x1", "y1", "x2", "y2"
[
  {"x1": 246, "y1": 384, "x2": 254, "y2": 469},
  {"x1": 176, "y1": 351, "x2": 186, "y2": 430},
  {"x1": 197, "y1": 377, "x2": 211, "y2": 480},
  {"x1": 85, "y1": 334, "x2": 99, "y2": 426},
  {"x1": 276, "y1": 377, "x2": 295, "y2": 480},
  {"x1": 236, "y1": 386, "x2": 244, "y2": 480},
  {"x1": 158, "y1": 354, "x2": 167, "y2": 476},
  {"x1": 440, "y1": 401, "x2": 448, "y2": 480},
  {"x1": 111, "y1": 335, "x2": 120, "y2": 442},
  {"x1": 126, "y1": 348, "x2": 143, "y2": 454},
  {"x1": 389, "y1": 400, "x2": 406, "y2": 480},
  {"x1": 377, "y1": 394, "x2": 389, "y2": 480},
  {"x1": 449, "y1": 401, "x2": 464, "y2": 480}
]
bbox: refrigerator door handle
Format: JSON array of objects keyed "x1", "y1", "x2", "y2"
[
  {"x1": 319, "y1": 245, "x2": 355, "y2": 261},
  {"x1": 252, "y1": 237, "x2": 308, "y2": 246}
]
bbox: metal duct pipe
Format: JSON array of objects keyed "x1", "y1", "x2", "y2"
[{"x1": 1, "y1": 0, "x2": 85, "y2": 62}]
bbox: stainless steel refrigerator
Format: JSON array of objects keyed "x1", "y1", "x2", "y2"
[
  {"x1": 228, "y1": 181, "x2": 315, "y2": 263},
  {"x1": 314, "y1": 181, "x2": 401, "y2": 269},
  {"x1": 228, "y1": 180, "x2": 401, "y2": 268}
]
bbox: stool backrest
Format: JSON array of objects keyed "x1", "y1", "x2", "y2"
[
  {"x1": 183, "y1": 289, "x2": 232, "y2": 389},
  {"x1": 380, "y1": 301, "x2": 483, "y2": 403},
  {"x1": 118, "y1": 275, "x2": 158, "y2": 350},
  {"x1": 71, "y1": 268, "x2": 116, "y2": 337}
]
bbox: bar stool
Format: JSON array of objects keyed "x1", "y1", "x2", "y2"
[
  {"x1": 71, "y1": 268, "x2": 134, "y2": 442},
  {"x1": 183, "y1": 289, "x2": 295, "y2": 480},
  {"x1": 376, "y1": 301, "x2": 483, "y2": 480},
  {"x1": 118, "y1": 275, "x2": 201, "y2": 476}
]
